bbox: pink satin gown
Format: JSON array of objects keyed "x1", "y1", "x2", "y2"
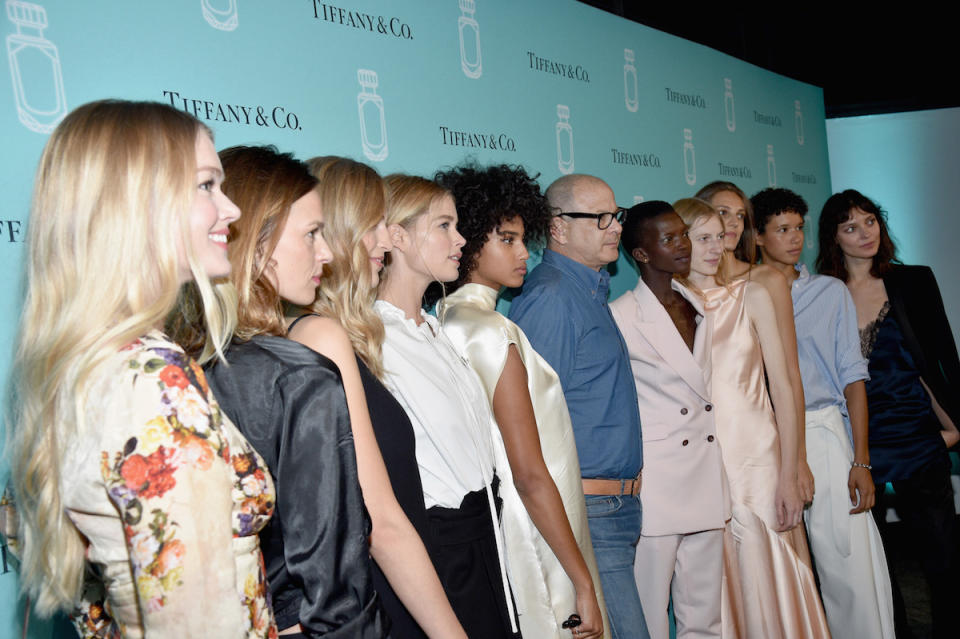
[{"x1": 703, "y1": 280, "x2": 831, "y2": 639}]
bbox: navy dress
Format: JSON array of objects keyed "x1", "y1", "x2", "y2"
[
  {"x1": 861, "y1": 301, "x2": 956, "y2": 639},
  {"x1": 862, "y1": 302, "x2": 949, "y2": 484}
]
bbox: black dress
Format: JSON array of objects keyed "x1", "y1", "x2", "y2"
[
  {"x1": 358, "y1": 356, "x2": 432, "y2": 639},
  {"x1": 206, "y1": 336, "x2": 388, "y2": 639}
]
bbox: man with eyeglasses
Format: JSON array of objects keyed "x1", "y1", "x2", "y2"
[{"x1": 510, "y1": 174, "x2": 648, "y2": 639}]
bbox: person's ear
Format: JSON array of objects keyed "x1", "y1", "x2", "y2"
[
  {"x1": 631, "y1": 247, "x2": 649, "y2": 264},
  {"x1": 388, "y1": 223, "x2": 408, "y2": 251},
  {"x1": 549, "y1": 216, "x2": 567, "y2": 245}
]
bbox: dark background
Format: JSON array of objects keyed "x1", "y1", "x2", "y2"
[{"x1": 578, "y1": 2, "x2": 957, "y2": 118}]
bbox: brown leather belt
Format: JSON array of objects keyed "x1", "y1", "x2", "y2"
[{"x1": 582, "y1": 473, "x2": 642, "y2": 497}]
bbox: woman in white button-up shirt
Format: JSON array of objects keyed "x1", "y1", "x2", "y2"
[{"x1": 375, "y1": 174, "x2": 519, "y2": 639}]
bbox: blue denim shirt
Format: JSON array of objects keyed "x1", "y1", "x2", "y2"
[
  {"x1": 510, "y1": 249, "x2": 643, "y2": 479},
  {"x1": 791, "y1": 264, "x2": 869, "y2": 442}
]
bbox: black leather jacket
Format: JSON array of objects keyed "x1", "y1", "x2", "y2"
[{"x1": 206, "y1": 335, "x2": 387, "y2": 639}]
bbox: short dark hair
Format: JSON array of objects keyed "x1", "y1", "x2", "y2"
[
  {"x1": 750, "y1": 188, "x2": 808, "y2": 234},
  {"x1": 432, "y1": 162, "x2": 550, "y2": 296},
  {"x1": 816, "y1": 189, "x2": 898, "y2": 281},
  {"x1": 621, "y1": 200, "x2": 675, "y2": 259}
]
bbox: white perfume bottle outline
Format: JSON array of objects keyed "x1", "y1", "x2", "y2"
[
  {"x1": 683, "y1": 128, "x2": 696, "y2": 186},
  {"x1": 633, "y1": 195, "x2": 644, "y2": 204},
  {"x1": 6, "y1": 0, "x2": 67, "y2": 134},
  {"x1": 458, "y1": 0, "x2": 482, "y2": 79},
  {"x1": 357, "y1": 69, "x2": 388, "y2": 162},
  {"x1": 623, "y1": 48, "x2": 638, "y2": 112},
  {"x1": 767, "y1": 144, "x2": 776, "y2": 186},
  {"x1": 724, "y1": 78, "x2": 735, "y2": 132},
  {"x1": 201, "y1": 0, "x2": 238, "y2": 31},
  {"x1": 795, "y1": 100, "x2": 804, "y2": 146},
  {"x1": 556, "y1": 104, "x2": 574, "y2": 175}
]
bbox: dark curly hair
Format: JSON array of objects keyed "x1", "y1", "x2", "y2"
[
  {"x1": 750, "y1": 187, "x2": 808, "y2": 234},
  {"x1": 431, "y1": 163, "x2": 551, "y2": 302},
  {"x1": 816, "y1": 189, "x2": 898, "y2": 281}
]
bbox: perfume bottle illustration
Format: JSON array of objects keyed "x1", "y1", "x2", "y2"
[
  {"x1": 357, "y1": 69, "x2": 388, "y2": 162},
  {"x1": 767, "y1": 144, "x2": 776, "y2": 186},
  {"x1": 683, "y1": 128, "x2": 696, "y2": 186},
  {"x1": 633, "y1": 195, "x2": 644, "y2": 204},
  {"x1": 6, "y1": 0, "x2": 67, "y2": 134},
  {"x1": 794, "y1": 100, "x2": 804, "y2": 145},
  {"x1": 623, "y1": 48, "x2": 638, "y2": 112},
  {"x1": 458, "y1": 0, "x2": 482, "y2": 79},
  {"x1": 724, "y1": 78, "x2": 735, "y2": 132},
  {"x1": 556, "y1": 104, "x2": 574, "y2": 175},
  {"x1": 201, "y1": 0, "x2": 238, "y2": 31}
]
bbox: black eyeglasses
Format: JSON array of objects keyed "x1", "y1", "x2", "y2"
[{"x1": 555, "y1": 207, "x2": 627, "y2": 230}]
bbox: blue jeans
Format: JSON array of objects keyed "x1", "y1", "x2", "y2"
[{"x1": 585, "y1": 494, "x2": 650, "y2": 639}]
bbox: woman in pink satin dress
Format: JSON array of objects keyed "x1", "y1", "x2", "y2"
[{"x1": 674, "y1": 198, "x2": 830, "y2": 639}]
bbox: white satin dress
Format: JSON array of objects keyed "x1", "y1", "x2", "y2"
[{"x1": 441, "y1": 283, "x2": 610, "y2": 639}]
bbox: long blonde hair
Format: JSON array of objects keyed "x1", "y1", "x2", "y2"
[
  {"x1": 673, "y1": 197, "x2": 729, "y2": 291},
  {"x1": 307, "y1": 156, "x2": 388, "y2": 378},
  {"x1": 8, "y1": 100, "x2": 235, "y2": 614}
]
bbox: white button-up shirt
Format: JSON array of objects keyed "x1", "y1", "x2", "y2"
[{"x1": 375, "y1": 300, "x2": 495, "y2": 509}]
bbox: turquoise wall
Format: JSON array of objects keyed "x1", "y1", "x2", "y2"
[{"x1": 0, "y1": 2, "x2": 831, "y2": 635}]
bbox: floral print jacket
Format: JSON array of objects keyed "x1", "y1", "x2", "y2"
[{"x1": 63, "y1": 331, "x2": 277, "y2": 638}]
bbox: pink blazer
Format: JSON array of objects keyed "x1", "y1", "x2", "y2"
[{"x1": 610, "y1": 279, "x2": 730, "y2": 536}]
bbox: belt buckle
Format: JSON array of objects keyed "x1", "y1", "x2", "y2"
[{"x1": 628, "y1": 471, "x2": 642, "y2": 496}]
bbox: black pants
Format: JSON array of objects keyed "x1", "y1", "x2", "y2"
[
  {"x1": 426, "y1": 477, "x2": 521, "y2": 639},
  {"x1": 872, "y1": 457, "x2": 958, "y2": 639}
]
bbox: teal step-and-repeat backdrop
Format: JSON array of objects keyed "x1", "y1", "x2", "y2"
[{"x1": 1, "y1": 1, "x2": 831, "y2": 635}]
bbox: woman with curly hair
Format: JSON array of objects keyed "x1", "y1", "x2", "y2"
[
  {"x1": 434, "y1": 163, "x2": 607, "y2": 639},
  {"x1": 8, "y1": 100, "x2": 276, "y2": 637}
]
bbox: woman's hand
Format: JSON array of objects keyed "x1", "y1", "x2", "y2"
[
  {"x1": 941, "y1": 428, "x2": 960, "y2": 449},
  {"x1": 774, "y1": 474, "x2": 804, "y2": 532},
  {"x1": 570, "y1": 587, "x2": 603, "y2": 639},
  {"x1": 797, "y1": 458, "x2": 816, "y2": 505},
  {"x1": 848, "y1": 466, "x2": 876, "y2": 513}
]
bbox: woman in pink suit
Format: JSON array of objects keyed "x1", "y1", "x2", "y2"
[{"x1": 610, "y1": 201, "x2": 729, "y2": 639}]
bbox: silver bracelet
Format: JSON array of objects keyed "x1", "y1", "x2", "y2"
[{"x1": 851, "y1": 461, "x2": 872, "y2": 470}]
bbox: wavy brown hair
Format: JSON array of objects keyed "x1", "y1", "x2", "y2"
[
  {"x1": 221, "y1": 146, "x2": 318, "y2": 338},
  {"x1": 816, "y1": 189, "x2": 898, "y2": 281}
]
